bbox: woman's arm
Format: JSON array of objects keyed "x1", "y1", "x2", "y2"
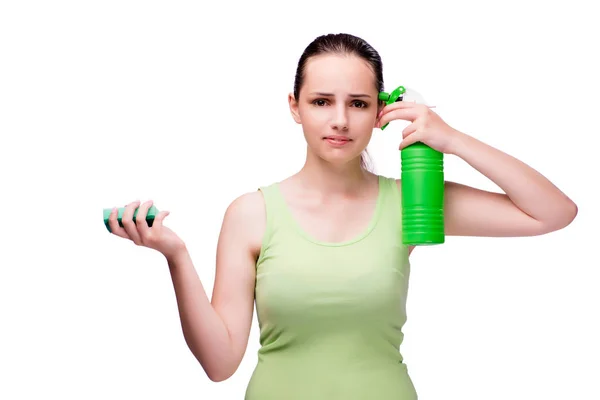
[
  {"x1": 443, "y1": 132, "x2": 578, "y2": 237},
  {"x1": 378, "y1": 101, "x2": 577, "y2": 238},
  {"x1": 167, "y1": 191, "x2": 264, "y2": 381}
]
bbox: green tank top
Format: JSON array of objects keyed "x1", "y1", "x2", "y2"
[{"x1": 245, "y1": 175, "x2": 418, "y2": 400}]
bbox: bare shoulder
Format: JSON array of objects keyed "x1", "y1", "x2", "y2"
[
  {"x1": 226, "y1": 190, "x2": 265, "y2": 219},
  {"x1": 222, "y1": 190, "x2": 266, "y2": 257}
]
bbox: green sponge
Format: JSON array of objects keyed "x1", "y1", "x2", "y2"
[{"x1": 103, "y1": 205, "x2": 159, "y2": 233}]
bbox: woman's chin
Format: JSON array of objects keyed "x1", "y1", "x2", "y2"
[{"x1": 319, "y1": 150, "x2": 362, "y2": 166}]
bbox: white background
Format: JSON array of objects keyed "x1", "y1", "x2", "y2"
[{"x1": 1, "y1": 1, "x2": 598, "y2": 399}]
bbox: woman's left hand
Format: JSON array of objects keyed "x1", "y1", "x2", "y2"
[{"x1": 376, "y1": 102, "x2": 464, "y2": 154}]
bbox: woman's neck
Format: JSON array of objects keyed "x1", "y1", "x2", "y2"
[{"x1": 292, "y1": 153, "x2": 376, "y2": 199}]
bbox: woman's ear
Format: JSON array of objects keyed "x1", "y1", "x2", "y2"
[
  {"x1": 288, "y1": 93, "x2": 301, "y2": 124},
  {"x1": 374, "y1": 100, "x2": 385, "y2": 127}
]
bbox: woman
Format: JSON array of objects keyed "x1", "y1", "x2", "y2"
[{"x1": 106, "y1": 33, "x2": 577, "y2": 399}]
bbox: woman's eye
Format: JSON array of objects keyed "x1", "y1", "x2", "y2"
[{"x1": 312, "y1": 99, "x2": 367, "y2": 107}]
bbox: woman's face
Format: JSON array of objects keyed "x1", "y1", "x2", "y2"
[{"x1": 289, "y1": 54, "x2": 381, "y2": 166}]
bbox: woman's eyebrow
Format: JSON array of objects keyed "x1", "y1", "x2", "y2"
[{"x1": 310, "y1": 92, "x2": 372, "y2": 98}]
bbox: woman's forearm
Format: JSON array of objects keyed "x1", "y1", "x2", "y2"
[
  {"x1": 166, "y1": 248, "x2": 234, "y2": 381},
  {"x1": 449, "y1": 131, "x2": 578, "y2": 229}
]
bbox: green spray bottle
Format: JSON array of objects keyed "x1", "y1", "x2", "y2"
[{"x1": 379, "y1": 86, "x2": 445, "y2": 245}]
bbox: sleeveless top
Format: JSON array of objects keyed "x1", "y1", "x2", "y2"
[{"x1": 245, "y1": 175, "x2": 418, "y2": 400}]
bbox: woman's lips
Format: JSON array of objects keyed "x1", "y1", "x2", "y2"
[{"x1": 324, "y1": 135, "x2": 351, "y2": 146}]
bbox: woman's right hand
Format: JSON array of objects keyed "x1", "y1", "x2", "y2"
[{"x1": 107, "y1": 200, "x2": 186, "y2": 260}]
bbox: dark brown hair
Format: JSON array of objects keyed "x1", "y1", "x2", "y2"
[{"x1": 293, "y1": 33, "x2": 384, "y2": 170}]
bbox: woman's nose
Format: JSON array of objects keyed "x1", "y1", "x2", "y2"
[{"x1": 330, "y1": 106, "x2": 348, "y2": 130}]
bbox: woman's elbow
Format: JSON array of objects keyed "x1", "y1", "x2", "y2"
[
  {"x1": 203, "y1": 360, "x2": 238, "y2": 383},
  {"x1": 558, "y1": 200, "x2": 578, "y2": 229},
  {"x1": 542, "y1": 200, "x2": 578, "y2": 234},
  {"x1": 205, "y1": 366, "x2": 234, "y2": 383},
  {"x1": 207, "y1": 371, "x2": 232, "y2": 383}
]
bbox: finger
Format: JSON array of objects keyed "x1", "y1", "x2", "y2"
[
  {"x1": 383, "y1": 101, "x2": 434, "y2": 111},
  {"x1": 402, "y1": 122, "x2": 418, "y2": 138},
  {"x1": 122, "y1": 200, "x2": 143, "y2": 245},
  {"x1": 378, "y1": 108, "x2": 420, "y2": 127},
  {"x1": 135, "y1": 200, "x2": 153, "y2": 238},
  {"x1": 148, "y1": 211, "x2": 170, "y2": 241},
  {"x1": 153, "y1": 211, "x2": 170, "y2": 232},
  {"x1": 399, "y1": 132, "x2": 421, "y2": 150},
  {"x1": 381, "y1": 102, "x2": 433, "y2": 119},
  {"x1": 152, "y1": 210, "x2": 170, "y2": 231},
  {"x1": 108, "y1": 207, "x2": 131, "y2": 239}
]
